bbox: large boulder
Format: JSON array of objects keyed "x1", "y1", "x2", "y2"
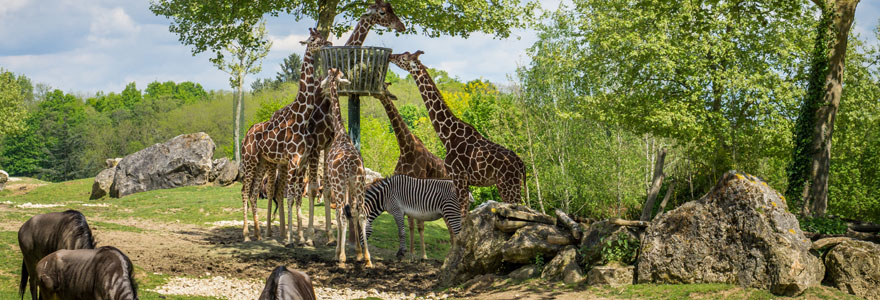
[
  {"x1": 502, "y1": 223, "x2": 565, "y2": 264},
  {"x1": 508, "y1": 264, "x2": 541, "y2": 281},
  {"x1": 0, "y1": 170, "x2": 7, "y2": 191},
  {"x1": 110, "y1": 133, "x2": 215, "y2": 198},
  {"x1": 439, "y1": 201, "x2": 514, "y2": 287},
  {"x1": 588, "y1": 264, "x2": 634, "y2": 286},
  {"x1": 541, "y1": 245, "x2": 586, "y2": 284},
  {"x1": 209, "y1": 158, "x2": 238, "y2": 186},
  {"x1": 89, "y1": 168, "x2": 116, "y2": 199},
  {"x1": 637, "y1": 171, "x2": 823, "y2": 296},
  {"x1": 824, "y1": 240, "x2": 880, "y2": 300}
]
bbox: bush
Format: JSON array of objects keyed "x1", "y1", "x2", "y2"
[
  {"x1": 599, "y1": 232, "x2": 640, "y2": 265},
  {"x1": 799, "y1": 216, "x2": 847, "y2": 235}
]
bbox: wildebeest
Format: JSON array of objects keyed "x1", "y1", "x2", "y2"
[
  {"x1": 36, "y1": 246, "x2": 138, "y2": 300},
  {"x1": 258, "y1": 266, "x2": 316, "y2": 300},
  {"x1": 18, "y1": 210, "x2": 95, "y2": 300}
]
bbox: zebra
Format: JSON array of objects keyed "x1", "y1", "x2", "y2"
[{"x1": 354, "y1": 174, "x2": 473, "y2": 260}]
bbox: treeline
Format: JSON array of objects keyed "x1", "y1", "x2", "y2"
[{"x1": 0, "y1": 76, "x2": 262, "y2": 182}]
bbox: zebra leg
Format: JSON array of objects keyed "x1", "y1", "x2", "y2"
[
  {"x1": 392, "y1": 209, "x2": 407, "y2": 260},
  {"x1": 408, "y1": 216, "x2": 415, "y2": 261},
  {"x1": 418, "y1": 221, "x2": 427, "y2": 260}
]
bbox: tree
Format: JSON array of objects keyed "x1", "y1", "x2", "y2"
[
  {"x1": 275, "y1": 53, "x2": 302, "y2": 84},
  {"x1": 786, "y1": 0, "x2": 860, "y2": 217},
  {"x1": 211, "y1": 20, "x2": 272, "y2": 163},
  {"x1": 0, "y1": 69, "x2": 28, "y2": 136}
]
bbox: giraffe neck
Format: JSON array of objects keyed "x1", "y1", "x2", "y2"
[
  {"x1": 345, "y1": 14, "x2": 378, "y2": 46},
  {"x1": 327, "y1": 87, "x2": 348, "y2": 136},
  {"x1": 409, "y1": 64, "x2": 462, "y2": 142},
  {"x1": 273, "y1": 50, "x2": 316, "y2": 120},
  {"x1": 377, "y1": 96, "x2": 418, "y2": 152}
]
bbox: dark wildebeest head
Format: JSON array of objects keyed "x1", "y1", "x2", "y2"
[
  {"x1": 36, "y1": 246, "x2": 138, "y2": 300},
  {"x1": 258, "y1": 266, "x2": 316, "y2": 300},
  {"x1": 18, "y1": 210, "x2": 95, "y2": 300}
]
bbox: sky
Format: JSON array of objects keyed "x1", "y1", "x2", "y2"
[{"x1": 0, "y1": 0, "x2": 877, "y2": 95}]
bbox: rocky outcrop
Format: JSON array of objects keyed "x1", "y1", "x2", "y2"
[
  {"x1": 824, "y1": 240, "x2": 880, "y2": 300},
  {"x1": 208, "y1": 158, "x2": 238, "y2": 186},
  {"x1": 541, "y1": 245, "x2": 585, "y2": 284},
  {"x1": 502, "y1": 223, "x2": 565, "y2": 264},
  {"x1": 0, "y1": 170, "x2": 7, "y2": 191},
  {"x1": 439, "y1": 202, "x2": 581, "y2": 288},
  {"x1": 364, "y1": 167, "x2": 382, "y2": 184},
  {"x1": 588, "y1": 264, "x2": 634, "y2": 286},
  {"x1": 110, "y1": 133, "x2": 215, "y2": 198},
  {"x1": 637, "y1": 171, "x2": 823, "y2": 296},
  {"x1": 89, "y1": 168, "x2": 116, "y2": 199}
]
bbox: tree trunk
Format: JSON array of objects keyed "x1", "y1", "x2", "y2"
[
  {"x1": 233, "y1": 67, "x2": 243, "y2": 163},
  {"x1": 656, "y1": 179, "x2": 676, "y2": 218},
  {"x1": 640, "y1": 148, "x2": 667, "y2": 221},
  {"x1": 316, "y1": 0, "x2": 341, "y2": 39},
  {"x1": 523, "y1": 108, "x2": 545, "y2": 214},
  {"x1": 788, "y1": 0, "x2": 859, "y2": 217}
]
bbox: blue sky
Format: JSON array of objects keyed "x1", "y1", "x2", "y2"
[{"x1": 0, "y1": 0, "x2": 877, "y2": 95}]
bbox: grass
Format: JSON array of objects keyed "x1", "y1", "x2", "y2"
[{"x1": 0, "y1": 177, "x2": 452, "y2": 299}]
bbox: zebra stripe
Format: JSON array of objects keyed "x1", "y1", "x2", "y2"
[{"x1": 361, "y1": 175, "x2": 466, "y2": 257}]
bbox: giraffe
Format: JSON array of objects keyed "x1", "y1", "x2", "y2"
[
  {"x1": 374, "y1": 83, "x2": 451, "y2": 260},
  {"x1": 303, "y1": 0, "x2": 405, "y2": 245},
  {"x1": 319, "y1": 68, "x2": 372, "y2": 268},
  {"x1": 388, "y1": 51, "x2": 526, "y2": 217},
  {"x1": 240, "y1": 28, "x2": 330, "y2": 242}
]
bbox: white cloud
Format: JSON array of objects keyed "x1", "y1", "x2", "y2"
[
  {"x1": 0, "y1": 0, "x2": 29, "y2": 16},
  {"x1": 269, "y1": 33, "x2": 308, "y2": 52},
  {"x1": 87, "y1": 7, "x2": 140, "y2": 45}
]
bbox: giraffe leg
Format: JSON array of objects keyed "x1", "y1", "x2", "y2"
[
  {"x1": 453, "y1": 176, "x2": 471, "y2": 217},
  {"x1": 418, "y1": 220, "x2": 427, "y2": 260},
  {"x1": 498, "y1": 173, "x2": 522, "y2": 205},
  {"x1": 240, "y1": 161, "x2": 258, "y2": 242},
  {"x1": 275, "y1": 166, "x2": 287, "y2": 241},
  {"x1": 266, "y1": 172, "x2": 273, "y2": 238},
  {"x1": 305, "y1": 156, "x2": 319, "y2": 246},
  {"x1": 323, "y1": 176, "x2": 334, "y2": 246},
  {"x1": 336, "y1": 204, "x2": 347, "y2": 267},
  {"x1": 285, "y1": 160, "x2": 306, "y2": 245}
]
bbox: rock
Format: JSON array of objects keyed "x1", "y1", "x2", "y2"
[
  {"x1": 105, "y1": 158, "x2": 122, "y2": 169},
  {"x1": 364, "y1": 167, "x2": 382, "y2": 184},
  {"x1": 588, "y1": 264, "x2": 634, "y2": 286},
  {"x1": 637, "y1": 171, "x2": 823, "y2": 296},
  {"x1": 579, "y1": 219, "x2": 641, "y2": 266},
  {"x1": 89, "y1": 168, "x2": 116, "y2": 199},
  {"x1": 812, "y1": 237, "x2": 852, "y2": 251},
  {"x1": 495, "y1": 219, "x2": 532, "y2": 232},
  {"x1": 824, "y1": 240, "x2": 880, "y2": 300},
  {"x1": 209, "y1": 158, "x2": 238, "y2": 186},
  {"x1": 509, "y1": 264, "x2": 541, "y2": 280},
  {"x1": 110, "y1": 133, "x2": 215, "y2": 198},
  {"x1": 439, "y1": 201, "x2": 514, "y2": 288},
  {"x1": 541, "y1": 245, "x2": 586, "y2": 284},
  {"x1": 502, "y1": 223, "x2": 565, "y2": 264},
  {"x1": 0, "y1": 170, "x2": 7, "y2": 191}
]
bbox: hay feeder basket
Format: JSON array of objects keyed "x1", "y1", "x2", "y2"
[{"x1": 315, "y1": 46, "x2": 392, "y2": 96}]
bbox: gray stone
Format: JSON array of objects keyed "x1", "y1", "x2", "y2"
[
  {"x1": 439, "y1": 201, "x2": 514, "y2": 288},
  {"x1": 105, "y1": 158, "x2": 122, "y2": 169},
  {"x1": 588, "y1": 264, "x2": 634, "y2": 286},
  {"x1": 502, "y1": 223, "x2": 564, "y2": 264},
  {"x1": 0, "y1": 170, "x2": 7, "y2": 191},
  {"x1": 364, "y1": 167, "x2": 382, "y2": 185},
  {"x1": 541, "y1": 245, "x2": 585, "y2": 284},
  {"x1": 824, "y1": 240, "x2": 880, "y2": 300},
  {"x1": 637, "y1": 171, "x2": 823, "y2": 296},
  {"x1": 110, "y1": 133, "x2": 215, "y2": 198},
  {"x1": 89, "y1": 168, "x2": 116, "y2": 199},
  {"x1": 508, "y1": 264, "x2": 541, "y2": 280},
  {"x1": 209, "y1": 158, "x2": 239, "y2": 186}
]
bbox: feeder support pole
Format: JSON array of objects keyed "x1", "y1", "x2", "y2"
[{"x1": 348, "y1": 94, "x2": 361, "y2": 150}]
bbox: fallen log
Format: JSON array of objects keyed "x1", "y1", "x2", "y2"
[
  {"x1": 494, "y1": 220, "x2": 531, "y2": 233},
  {"x1": 555, "y1": 209, "x2": 583, "y2": 241},
  {"x1": 805, "y1": 230, "x2": 880, "y2": 244},
  {"x1": 608, "y1": 218, "x2": 650, "y2": 228},
  {"x1": 811, "y1": 237, "x2": 852, "y2": 251},
  {"x1": 848, "y1": 222, "x2": 880, "y2": 233},
  {"x1": 494, "y1": 206, "x2": 556, "y2": 225}
]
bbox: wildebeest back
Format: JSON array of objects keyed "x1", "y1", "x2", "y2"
[
  {"x1": 36, "y1": 246, "x2": 138, "y2": 300},
  {"x1": 18, "y1": 210, "x2": 95, "y2": 300},
  {"x1": 259, "y1": 266, "x2": 316, "y2": 300}
]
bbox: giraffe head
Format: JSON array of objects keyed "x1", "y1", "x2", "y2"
[
  {"x1": 388, "y1": 51, "x2": 424, "y2": 74},
  {"x1": 300, "y1": 28, "x2": 332, "y2": 54},
  {"x1": 320, "y1": 68, "x2": 351, "y2": 91},
  {"x1": 379, "y1": 82, "x2": 398, "y2": 101},
  {"x1": 366, "y1": 0, "x2": 406, "y2": 32}
]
